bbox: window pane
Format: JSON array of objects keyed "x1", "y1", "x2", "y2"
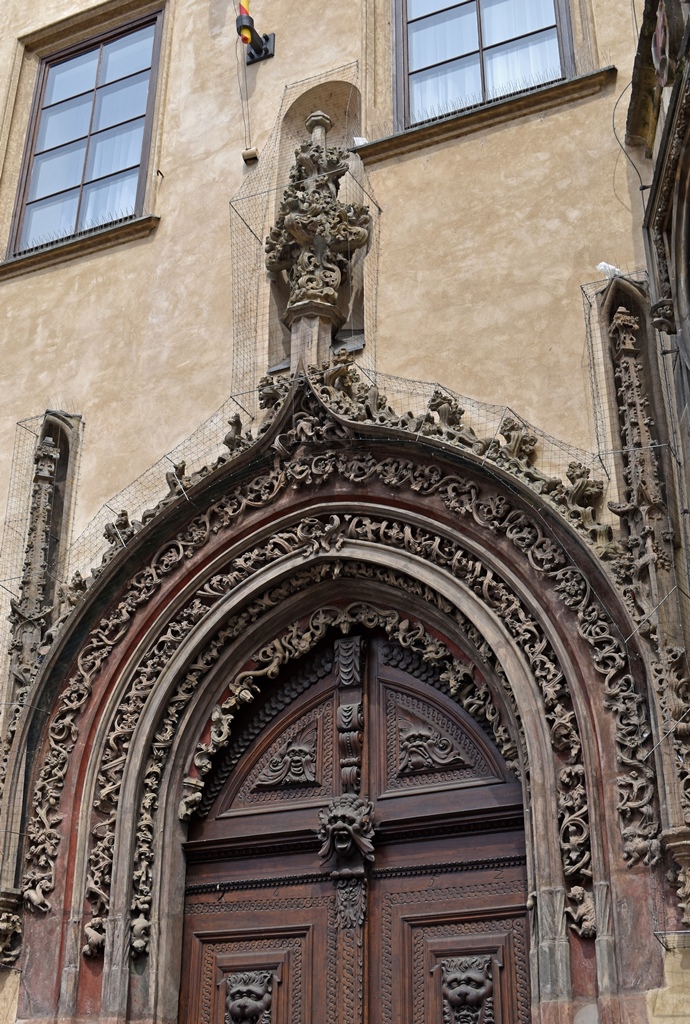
[
  {"x1": 408, "y1": 0, "x2": 465, "y2": 18},
  {"x1": 20, "y1": 189, "x2": 79, "y2": 249},
  {"x1": 85, "y1": 119, "x2": 145, "y2": 181},
  {"x1": 93, "y1": 71, "x2": 150, "y2": 131},
  {"x1": 28, "y1": 139, "x2": 87, "y2": 201},
  {"x1": 44, "y1": 50, "x2": 98, "y2": 106},
  {"x1": 78, "y1": 167, "x2": 139, "y2": 229},
  {"x1": 99, "y1": 24, "x2": 155, "y2": 85},
  {"x1": 410, "y1": 52, "x2": 481, "y2": 122},
  {"x1": 36, "y1": 94, "x2": 92, "y2": 153},
  {"x1": 409, "y1": 4, "x2": 478, "y2": 72},
  {"x1": 485, "y1": 27, "x2": 561, "y2": 99},
  {"x1": 481, "y1": 0, "x2": 556, "y2": 47}
]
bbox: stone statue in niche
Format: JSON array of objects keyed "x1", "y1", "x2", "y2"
[
  {"x1": 254, "y1": 723, "x2": 318, "y2": 789},
  {"x1": 225, "y1": 971, "x2": 273, "y2": 1024},
  {"x1": 397, "y1": 708, "x2": 469, "y2": 775},
  {"x1": 435, "y1": 956, "x2": 494, "y2": 1024},
  {"x1": 265, "y1": 110, "x2": 370, "y2": 323}
]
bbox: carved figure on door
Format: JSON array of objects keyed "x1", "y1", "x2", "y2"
[
  {"x1": 225, "y1": 971, "x2": 273, "y2": 1024},
  {"x1": 254, "y1": 724, "x2": 318, "y2": 788},
  {"x1": 437, "y1": 955, "x2": 494, "y2": 1024}
]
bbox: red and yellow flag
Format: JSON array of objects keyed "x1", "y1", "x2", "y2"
[{"x1": 238, "y1": 2, "x2": 252, "y2": 45}]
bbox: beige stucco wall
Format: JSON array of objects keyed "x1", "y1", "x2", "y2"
[
  {"x1": 0, "y1": 0, "x2": 648, "y2": 538},
  {"x1": 0, "y1": 972, "x2": 19, "y2": 1024},
  {"x1": 647, "y1": 947, "x2": 690, "y2": 1022}
]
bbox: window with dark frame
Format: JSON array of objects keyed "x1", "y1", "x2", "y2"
[
  {"x1": 403, "y1": 0, "x2": 569, "y2": 126},
  {"x1": 13, "y1": 13, "x2": 163, "y2": 255}
]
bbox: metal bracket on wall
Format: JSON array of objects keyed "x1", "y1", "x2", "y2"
[{"x1": 236, "y1": 13, "x2": 275, "y2": 65}]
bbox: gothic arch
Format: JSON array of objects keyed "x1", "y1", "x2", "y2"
[{"x1": 0, "y1": 367, "x2": 668, "y2": 1023}]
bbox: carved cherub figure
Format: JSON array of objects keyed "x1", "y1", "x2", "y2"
[
  {"x1": 225, "y1": 971, "x2": 273, "y2": 1024},
  {"x1": 566, "y1": 885, "x2": 596, "y2": 938}
]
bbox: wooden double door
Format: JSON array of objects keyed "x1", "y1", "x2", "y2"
[{"x1": 180, "y1": 633, "x2": 529, "y2": 1024}]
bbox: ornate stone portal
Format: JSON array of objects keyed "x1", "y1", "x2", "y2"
[
  {"x1": 265, "y1": 111, "x2": 371, "y2": 371},
  {"x1": 1, "y1": 349, "x2": 683, "y2": 1022}
]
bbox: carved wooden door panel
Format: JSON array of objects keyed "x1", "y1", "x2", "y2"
[{"x1": 180, "y1": 634, "x2": 528, "y2": 1024}]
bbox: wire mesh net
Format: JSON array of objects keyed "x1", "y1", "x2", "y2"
[
  {"x1": 229, "y1": 61, "x2": 381, "y2": 410},
  {"x1": 356, "y1": 365, "x2": 619, "y2": 527},
  {"x1": 66, "y1": 391, "x2": 254, "y2": 577}
]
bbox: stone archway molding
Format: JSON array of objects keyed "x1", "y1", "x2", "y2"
[{"x1": 1, "y1": 367, "x2": 663, "y2": 984}]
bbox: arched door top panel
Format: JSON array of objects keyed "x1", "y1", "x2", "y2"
[{"x1": 187, "y1": 633, "x2": 519, "y2": 850}]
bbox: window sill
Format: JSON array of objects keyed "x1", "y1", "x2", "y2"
[
  {"x1": 355, "y1": 67, "x2": 617, "y2": 163},
  {"x1": 0, "y1": 215, "x2": 160, "y2": 282}
]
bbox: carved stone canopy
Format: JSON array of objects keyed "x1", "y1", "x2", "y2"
[{"x1": 265, "y1": 111, "x2": 371, "y2": 370}]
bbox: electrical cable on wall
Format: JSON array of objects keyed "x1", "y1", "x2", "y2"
[
  {"x1": 611, "y1": 80, "x2": 650, "y2": 214},
  {"x1": 231, "y1": 0, "x2": 253, "y2": 158}
]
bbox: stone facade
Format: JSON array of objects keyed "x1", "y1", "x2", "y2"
[{"x1": 0, "y1": 1, "x2": 689, "y2": 1022}]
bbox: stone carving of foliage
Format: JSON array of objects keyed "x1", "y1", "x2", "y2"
[{"x1": 17, "y1": 371, "x2": 658, "y2": 950}]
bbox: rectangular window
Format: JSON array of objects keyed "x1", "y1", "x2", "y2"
[
  {"x1": 13, "y1": 14, "x2": 163, "y2": 254},
  {"x1": 402, "y1": 0, "x2": 570, "y2": 125}
]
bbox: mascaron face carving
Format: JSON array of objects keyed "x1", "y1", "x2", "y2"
[
  {"x1": 317, "y1": 794, "x2": 375, "y2": 873},
  {"x1": 225, "y1": 971, "x2": 273, "y2": 1024},
  {"x1": 439, "y1": 956, "x2": 494, "y2": 1024},
  {"x1": 254, "y1": 723, "x2": 318, "y2": 789},
  {"x1": 398, "y1": 709, "x2": 468, "y2": 775}
]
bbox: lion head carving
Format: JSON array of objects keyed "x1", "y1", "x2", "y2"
[
  {"x1": 438, "y1": 956, "x2": 493, "y2": 1024},
  {"x1": 225, "y1": 971, "x2": 272, "y2": 1024}
]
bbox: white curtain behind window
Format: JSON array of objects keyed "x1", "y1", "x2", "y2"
[
  {"x1": 485, "y1": 29, "x2": 561, "y2": 99},
  {"x1": 480, "y1": 0, "x2": 556, "y2": 46},
  {"x1": 408, "y1": 4, "x2": 478, "y2": 72}
]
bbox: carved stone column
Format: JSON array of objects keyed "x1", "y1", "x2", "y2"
[
  {"x1": 265, "y1": 110, "x2": 371, "y2": 372},
  {"x1": 3, "y1": 436, "x2": 59, "y2": 752}
]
